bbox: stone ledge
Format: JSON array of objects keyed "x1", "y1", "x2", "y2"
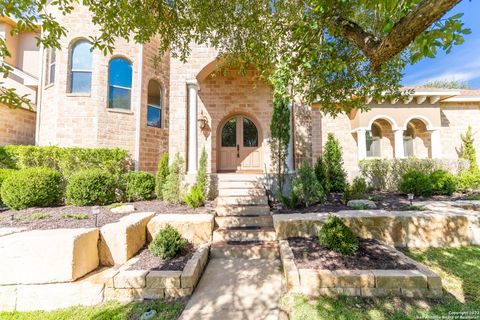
[
  {"x1": 147, "y1": 214, "x2": 214, "y2": 244},
  {"x1": 279, "y1": 240, "x2": 441, "y2": 298}
]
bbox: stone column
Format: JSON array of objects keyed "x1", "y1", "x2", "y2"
[
  {"x1": 286, "y1": 103, "x2": 294, "y2": 172},
  {"x1": 187, "y1": 80, "x2": 198, "y2": 174},
  {"x1": 430, "y1": 129, "x2": 442, "y2": 158},
  {"x1": 394, "y1": 129, "x2": 405, "y2": 159},
  {"x1": 357, "y1": 129, "x2": 367, "y2": 161}
]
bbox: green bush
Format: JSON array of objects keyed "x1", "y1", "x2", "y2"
[
  {"x1": 184, "y1": 185, "x2": 204, "y2": 208},
  {"x1": 279, "y1": 189, "x2": 300, "y2": 209},
  {"x1": 0, "y1": 145, "x2": 132, "y2": 177},
  {"x1": 460, "y1": 125, "x2": 478, "y2": 171},
  {"x1": 66, "y1": 169, "x2": 117, "y2": 206},
  {"x1": 344, "y1": 177, "x2": 368, "y2": 202},
  {"x1": 358, "y1": 159, "x2": 391, "y2": 190},
  {"x1": 155, "y1": 152, "x2": 169, "y2": 199},
  {"x1": 292, "y1": 161, "x2": 325, "y2": 207},
  {"x1": 318, "y1": 215, "x2": 359, "y2": 256},
  {"x1": 162, "y1": 154, "x2": 184, "y2": 204},
  {"x1": 148, "y1": 224, "x2": 186, "y2": 259},
  {"x1": 457, "y1": 169, "x2": 480, "y2": 191},
  {"x1": 314, "y1": 156, "x2": 328, "y2": 192},
  {"x1": 323, "y1": 133, "x2": 347, "y2": 192},
  {"x1": 184, "y1": 149, "x2": 208, "y2": 208},
  {"x1": 399, "y1": 170, "x2": 433, "y2": 196},
  {"x1": 123, "y1": 171, "x2": 155, "y2": 202},
  {"x1": 1, "y1": 168, "x2": 64, "y2": 210},
  {"x1": 0, "y1": 168, "x2": 16, "y2": 205},
  {"x1": 430, "y1": 170, "x2": 457, "y2": 195}
]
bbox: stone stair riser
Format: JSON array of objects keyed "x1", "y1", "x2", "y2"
[
  {"x1": 215, "y1": 205, "x2": 270, "y2": 216},
  {"x1": 218, "y1": 188, "x2": 265, "y2": 197},
  {"x1": 213, "y1": 230, "x2": 277, "y2": 242},
  {"x1": 217, "y1": 196, "x2": 268, "y2": 206},
  {"x1": 210, "y1": 246, "x2": 280, "y2": 259},
  {"x1": 215, "y1": 216, "x2": 273, "y2": 228}
]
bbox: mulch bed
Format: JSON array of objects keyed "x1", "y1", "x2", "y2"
[
  {"x1": 279, "y1": 191, "x2": 472, "y2": 214},
  {"x1": 0, "y1": 200, "x2": 209, "y2": 231},
  {"x1": 288, "y1": 237, "x2": 417, "y2": 270},
  {"x1": 128, "y1": 244, "x2": 197, "y2": 271}
]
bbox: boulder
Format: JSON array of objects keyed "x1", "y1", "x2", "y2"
[
  {"x1": 0, "y1": 228, "x2": 99, "y2": 285},
  {"x1": 111, "y1": 204, "x2": 136, "y2": 214},
  {"x1": 99, "y1": 212, "x2": 155, "y2": 266},
  {"x1": 347, "y1": 199, "x2": 377, "y2": 209},
  {"x1": 147, "y1": 214, "x2": 214, "y2": 244}
]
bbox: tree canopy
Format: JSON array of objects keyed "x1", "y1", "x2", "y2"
[{"x1": 1, "y1": 0, "x2": 471, "y2": 114}]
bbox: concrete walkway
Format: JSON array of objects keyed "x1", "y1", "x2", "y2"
[{"x1": 179, "y1": 258, "x2": 282, "y2": 320}]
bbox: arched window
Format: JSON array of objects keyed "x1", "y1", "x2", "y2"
[
  {"x1": 70, "y1": 40, "x2": 92, "y2": 93},
  {"x1": 404, "y1": 123, "x2": 415, "y2": 157},
  {"x1": 108, "y1": 58, "x2": 132, "y2": 110},
  {"x1": 146, "y1": 80, "x2": 163, "y2": 128},
  {"x1": 366, "y1": 123, "x2": 381, "y2": 157}
]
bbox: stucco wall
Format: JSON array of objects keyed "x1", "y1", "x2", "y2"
[{"x1": 0, "y1": 104, "x2": 36, "y2": 146}]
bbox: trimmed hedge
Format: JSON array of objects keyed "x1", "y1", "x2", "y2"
[
  {"x1": 66, "y1": 169, "x2": 117, "y2": 206},
  {"x1": 0, "y1": 145, "x2": 132, "y2": 177},
  {"x1": 399, "y1": 170, "x2": 433, "y2": 196},
  {"x1": 430, "y1": 170, "x2": 457, "y2": 196},
  {"x1": 123, "y1": 171, "x2": 155, "y2": 202},
  {"x1": 0, "y1": 168, "x2": 16, "y2": 206},
  {"x1": 0, "y1": 168, "x2": 64, "y2": 210}
]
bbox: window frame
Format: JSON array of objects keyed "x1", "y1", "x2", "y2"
[
  {"x1": 46, "y1": 48, "x2": 56, "y2": 86},
  {"x1": 69, "y1": 39, "x2": 93, "y2": 94},
  {"x1": 366, "y1": 124, "x2": 382, "y2": 158},
  {"x1": 107, "y1": 57, "x2": 133, "y2": 111},
  {"x1": 146, "y1": 80, "x2": 164, "y2": 129}
]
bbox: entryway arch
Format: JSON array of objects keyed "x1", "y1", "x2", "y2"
[{"x1": 217, "y1": 113, "x2": 263, "y2": 173}]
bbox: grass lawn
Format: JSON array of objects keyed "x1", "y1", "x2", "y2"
[
  {"x1": 281, "y1": 246, "x2": 480, "y2": 320},
  {"x1": 0, "y1": 300, "x2": 184, "y2": 320}
]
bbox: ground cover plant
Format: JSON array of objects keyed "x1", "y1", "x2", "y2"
[
  {"x1": 281, "y1": 246, "x2": 480, "y2": 320},
  {"x1": 0, "y1": 300, "x2": 184, "y2": 320}
]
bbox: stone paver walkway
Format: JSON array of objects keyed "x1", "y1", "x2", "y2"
[{"x1": 179, "y1": 258, "x2": 282, "y2": 320}]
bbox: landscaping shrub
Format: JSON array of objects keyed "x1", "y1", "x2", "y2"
[
  {"x1": 292, "y1": 161, "x2": 325, "y2": 207},
  {"x1": 314, "y1": 156, "x2": 328, "y2": 192},
  {"x1": 323, "y1": 133, "x2": 347, "y2": 192},
  {"x1": 399, "y1": 170, "x2": 433, "y2": 196},
  {"x1": 184, "y1": 148, "x2": 208, "y2": 208},
  {"x1": 359, "y1": 159, "x2": 391, "y2": 190},
  {"x1": 0, "y1": 145, "x2": 132, "y2": 177},
  {"x1": 0, "y1": 168, "x2": 16, "y2": 205},
  {"x1": 148, "y1": 224, "x2": 186, "y2": 259},
  {"x1": 460, "y1": 125, "x2": 478, "y2": 171},
  {"x1": 66, "y1": 169, "x2": 116, "y2": 206},
  {"x1": 318, "y1": 215, "x2": 358, "y2": 256},
  {"x1": 430, "y1": 170, "x2": 457, "y2": 195},
  {"x1": 155, "y1": 152, "x2": 169, "y2": 199},
  {"x1": 457, "y1": 169, "x2": 480, "y2": 191},
  {"x1": 162, "y1": 154, "x2": 184, "y2": 204},
  {"x1": 279, "y1": 189, "x2": 300, "y2": 209},
  {"x1": 1, "y1": 168, "x2": 64, "y2": 210},
  {"x1": 343, "y1": 177, "x2": 368, "y2": 203},
  {"x1": 123, "y1": 171, "x2": 155, "y2": 202}
]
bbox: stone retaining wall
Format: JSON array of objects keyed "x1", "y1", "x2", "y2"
[
  {"x1": 279, "y1": 241, "x2": 442, "y2": 298},
  {"x1": 274, "y1": 209, "x2": 479, "y2": 247},
  {"x1": 147, "y1": 213, "x2": 215, "y2": 244}
]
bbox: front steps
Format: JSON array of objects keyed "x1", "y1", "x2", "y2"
[{"x1": 213, "y1": 174, "x2": 278, "y2": 260}]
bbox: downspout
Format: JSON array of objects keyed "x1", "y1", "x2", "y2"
[
  {"x1": 35, "y1": 41, "x2": 45, "y2": 145},
  {"x1": 134, "y1": 44, "x2": 143, "y2": 171}
]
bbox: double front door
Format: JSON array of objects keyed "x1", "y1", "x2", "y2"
[{"x1": 219, "y1": 115, "x2": 263, "y2": 172}]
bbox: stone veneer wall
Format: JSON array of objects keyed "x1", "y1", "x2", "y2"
[{"x1": 0, "y1": 104, "x2": 36, "y2": 146}]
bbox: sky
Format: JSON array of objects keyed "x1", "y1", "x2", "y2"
[{"x1": 402, "y1": 0, "x2": 480, "y2": 89}]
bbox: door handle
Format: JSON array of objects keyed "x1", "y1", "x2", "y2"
[{"x1": 237, "y1": 144, "x2": 240, "y2": 158}]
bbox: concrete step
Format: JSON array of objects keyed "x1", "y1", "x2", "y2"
[
  {"x1": 217, "y1": 180, "x2": 264, "y2": 189},
  {"x1": 216, "y1": 174, "x2": 264, "y2": 182},
  {"x1": 210, "y1": 241, "x2": 279, "y2": 259},
  {"x1": 215, "y1": 205, "x2": 270, "y2": 216},
  {"x1": 213, "y1": 227, "x2": 277, "y2": 242},
  {"x1": 218, "y1": 188, "x2": 265, "y2": 197},
  {"x1": 216, "y1": 196, "x2": 268, "y2": 206},
  {"x1": 215, "y1": 215, "x2": 273, "y2": 228}
]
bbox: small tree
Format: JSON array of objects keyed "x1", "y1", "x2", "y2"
[
  {"x1": 292, "y1": 161, "x2": 325, "y2": 207},
  {"x1": 269, "y1": 97, "x2": 290, "y2": 197},
  {"x1": 162, "y1": 153, "x2": 184, "y2": 204},
  {"x1": 155, "y1": 152, "x2": 169, "y2": 199},
  {"x1": 323, "y1": 133, "x2": 347, "y2": 192},
  {"x1": 461, "y1": 126, "x2": 478, "y2": 171},
  {"x1": 314, "y1": 156, "x2": 328, "y2": 192}
]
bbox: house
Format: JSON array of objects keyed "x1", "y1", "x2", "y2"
[
  {"x1": 0, "y1": 17, "x2": 39, "y2": 146},
  {"x1": 34, "y1": 3, "x2": 480, "y2": 176}
]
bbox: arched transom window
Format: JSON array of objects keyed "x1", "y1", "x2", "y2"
[
  {"x1": 70, "y1": 40, "x2": 93, "y2": 93},
  {"x1": 108, "y1": 58, "x2": 132, "y2": 110}
]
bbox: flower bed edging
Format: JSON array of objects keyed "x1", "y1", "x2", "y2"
[
  {"x1": 279, "y1": 240, "x2": 442, "y2": 298},
  {"x1": 104, "y1": 243, "x2": 210, "y2": 302}
]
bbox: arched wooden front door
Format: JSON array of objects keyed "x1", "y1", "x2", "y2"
[{"x1": 218, "y1": 115, "x2": 263, "y2": 172}]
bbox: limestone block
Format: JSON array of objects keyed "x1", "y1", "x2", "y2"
[
  {"x1": 146, "y1": 270, "x2": 181, "y2": 288},
  {"x1": 113, "y1": 270, "x2": 148, "y2": 289},
  {"x1": 0, "y1": 227, "x2": 26, "y2": 237},
  {"x1": 104, "y1": 287, "x2": 145, "y2": 303},
  {"x1": 468, "y1": 215, "x2": 480, "y2": 245},
  {"x1": 111, "y1": 204, "x2": 136, "y2": 214},
  {"x1": 299, "y1": 269, "x2": 337, "y2": 288},
  {"x1": 147, "y1": 214, "x2": 214, "y2": 244},
  {"x1": 360, "y1": 287, "x2": 401, "y2": 297},
  {"x1": 373, "y1": 270, "x2": 427, "y2": 289},
  {"x1": 405, "y1": 215, "x2": 470, "y2": 247},
  {"x1": 0, "y1": 228, "x2": 99, "y2": 285},
  {"x1": 164, "y1": 286, "x2": 194, "y2": 298},
  {"x1": 333, "y1": 270, "x2": 375, "y2": 288},
  {"x1": 273, "y1": 213, "x2": 328, "y2": 240},
  {"x1": 181, "y1": 248, "x2": 207, "y2": 288},
  {"x1": 99, "y1": 212, "x2": 155, "y2": 266},
  {"x1": 347, "y1": 199, "x2": 377, "y2": 209},
  {"x1": 344, "y1": 215, "x2": 407, "y2": 247}
]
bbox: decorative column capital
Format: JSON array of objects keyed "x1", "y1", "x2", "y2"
[{"x1": 186, "y1": 79, "x2": 198, "y2": 88}]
